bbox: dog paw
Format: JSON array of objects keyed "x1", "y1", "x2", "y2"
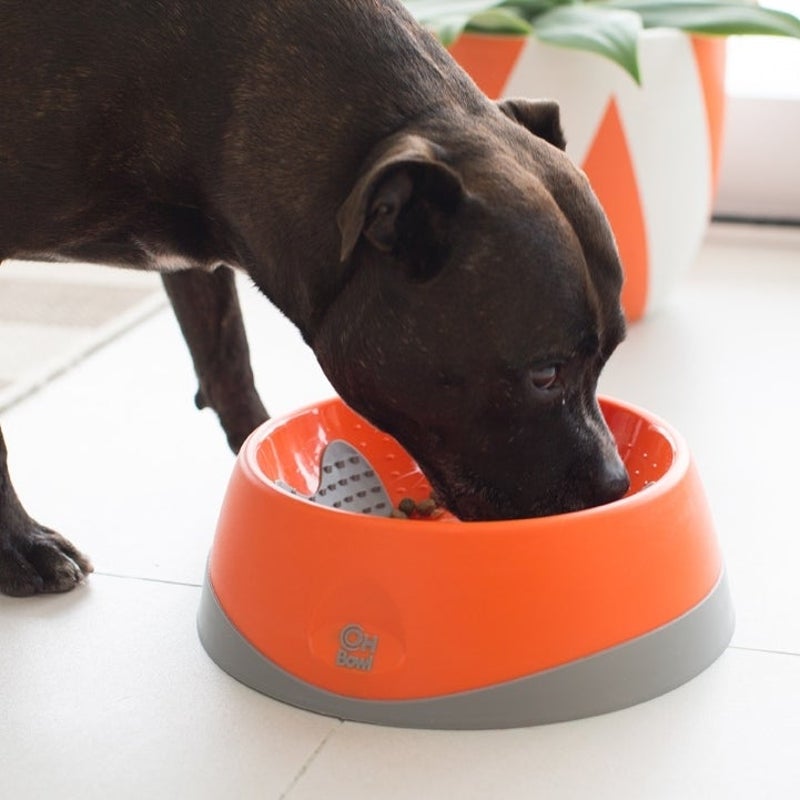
[{"x1": 0, "y1": 523, "x2": 93, "y2": 597}]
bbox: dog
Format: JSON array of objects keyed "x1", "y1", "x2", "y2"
[{"x1": 0, "y1": 0, "x2": 629, "y2": 597}]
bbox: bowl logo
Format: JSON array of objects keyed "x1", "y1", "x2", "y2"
[{"x1": 336, "y1": 623, "x2": 379, "y2": 672}]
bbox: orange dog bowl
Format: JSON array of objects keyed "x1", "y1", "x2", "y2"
[{"x1": 198, "y1": 396, "x2": 734, "y2": 729}]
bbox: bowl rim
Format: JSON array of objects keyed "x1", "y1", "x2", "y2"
[{"x1": 238, "y1": 394, "x2": 690, "y2": 532}]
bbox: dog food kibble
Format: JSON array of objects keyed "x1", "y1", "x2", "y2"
[
  {"x1": 398, "y1": 497, "x2": 417, "y2": 516},
  {"x1": 415, "y1": 498, "x2": 437, "y2": 517},
  {"x1": 392, "y1": 495, "x2": 443, "y2": 520}
]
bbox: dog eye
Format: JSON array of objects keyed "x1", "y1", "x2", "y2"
[{"x1": 530, "y1": 365, "x2": 559, "y2": 391}]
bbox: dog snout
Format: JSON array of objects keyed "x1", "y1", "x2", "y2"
[{"x1": 594, "y1": 456, "x2": 630, "y2": 507}]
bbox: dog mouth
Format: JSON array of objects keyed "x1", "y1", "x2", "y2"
[
  {"x1": 441, "y1": 485, "x2": 621, "y2": 522},
  {"x1": 424, "y1": 469, "x2": 545, "y2": 522},
  {"x1": 426, "y1": 463, "x2": 627, "y2": 522},
  {"x1": 366, "y1": 407, "x2": 630, "y2": 521},
  {"x1": 442, "y1": 488, "x2": 586, "y2": 522}
]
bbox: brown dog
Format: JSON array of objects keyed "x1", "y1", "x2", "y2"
[{"x1": 0, "y1": 0, "x2": 627, "y2": 596}]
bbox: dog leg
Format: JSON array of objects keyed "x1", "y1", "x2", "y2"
[
  {"x1": 0, "y1": 427, "x2": 93, "y2": 596},
  {"x1": 161, "y1": 267, "x2": 268, "y2": 453}
]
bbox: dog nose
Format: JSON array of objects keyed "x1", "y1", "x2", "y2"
[{"x1": 596, "y1": 459, "x2": 630, "y2": 506}]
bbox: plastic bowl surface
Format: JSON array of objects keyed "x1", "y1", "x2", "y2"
[{"x1": 199, "y1": 396, "x2": 733, "y2": 727}]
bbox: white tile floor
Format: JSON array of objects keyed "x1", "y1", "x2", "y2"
[
  {"x1": 1, "y1": 222, "x2": 799, "y2": 799},
  {"x1": 0, "y1": 260, "x2": 165, "y2": 411}
]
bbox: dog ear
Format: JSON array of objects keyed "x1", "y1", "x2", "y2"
[
  {"x1": 497, "y1": 98, "x2": 567, "y2": 150},
  {"x1": 337, "y1": 134, "x2": 464, "y2": 271}
]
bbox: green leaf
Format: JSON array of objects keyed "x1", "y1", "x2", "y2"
[
  {"x1": 602, "y1": 1, "x2": 800, "y2": 38},
  {"x1": 416, "y1": 13, "x2": 472, "y2": 44},
  {"x1": 403, "y1": 0, "x2": 507, "y2": 17},
  {"x1": 532, "y1": 5, "x2": 644, "y2": 82},
  {"x1": 466, "y1": 8, "x2": 535, "y2": 34},
  {"x1": 404, "y1": 1, "x2": 510, "y2": 44},
  {"x1": 499, "y1": 0, "x2": 563, "y2": 19}
]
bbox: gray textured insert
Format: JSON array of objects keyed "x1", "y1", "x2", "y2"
[{"x1": 197, "y1": 571, "x2": 734, "y2": 730}]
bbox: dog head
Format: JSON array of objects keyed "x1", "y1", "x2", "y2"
[{"x1": 313, "y1": 99, "x2": 629, "y2": 520}]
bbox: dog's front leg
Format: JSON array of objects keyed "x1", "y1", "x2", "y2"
[
  {"x1": 0, "y1": 428, "x2": 93, "y2": 596},
  {"x1": 161, "y1": 267, "x2": 268, "y2": 453}
]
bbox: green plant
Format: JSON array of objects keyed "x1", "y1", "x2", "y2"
[{"x1": 403, "y1": 0, "x2": 800, "y2": 82}]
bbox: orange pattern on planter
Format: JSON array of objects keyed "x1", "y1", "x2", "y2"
[
  {"x1": 581, "y1": 99, "x2": 648, "y2": 323},
  {"x1": 448, "y1": 34, "x2": 526, "y2": 98},
  {"x1": 691, "y1": 36, "x2": 727, "y2": 200}
]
